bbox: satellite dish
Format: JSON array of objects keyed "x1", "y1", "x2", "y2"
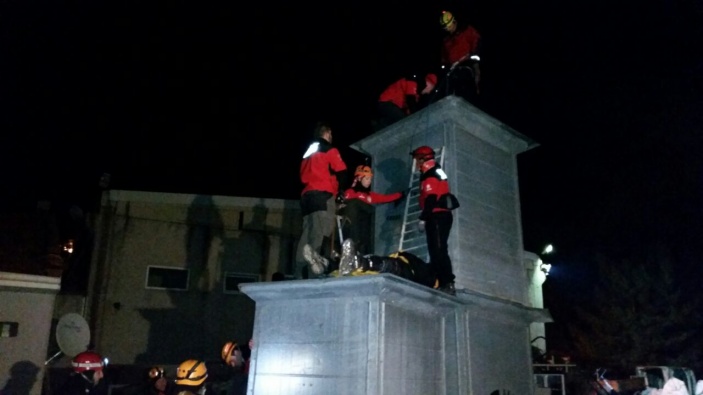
[{"x1": 55, "y1": 313, "x2": 91, "y2": 358}]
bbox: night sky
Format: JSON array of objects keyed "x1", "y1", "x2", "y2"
[{"x1": 4, "y1": 1, "x2": 703, "y2": 333}]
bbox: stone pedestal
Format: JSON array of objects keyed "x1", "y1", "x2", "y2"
[{"x1": 241, "y1": 275, "x2": 548, "y2": 395}]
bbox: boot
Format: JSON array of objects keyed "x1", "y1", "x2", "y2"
[
  {"x1": 440, "y1": 282, "x2": 456, "y2": 296},
  {"x1": 303, "y1": 244, "x2": 329, "y2": 276},
  {"x1": 339, "y1": 238, "x2": 359, "y2": 276}
]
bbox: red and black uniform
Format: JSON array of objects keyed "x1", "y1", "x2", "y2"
[
  {"x1": 378, "y1": 78, "x2": 419, "y2": 115},
  {"x1": 296, "y1": 137, "x2": 348, "y2": 279},
  {"x1": 418, "y1": 159, "x2": 456, "y2": 288},
  {"x1": 441, "y1": 25, "x2": 481, "y2": 66},
  {"x1": 341, "y1": 185, "x2": 403, "y2": 255},
  {"x1": 441, "y1": 24, "x2": 482, "y2": 102},
  {"x1": 376, "y1": 78, "x2": 420, "y2": 130},
  {"x1": 300, "y1": 138, "x2": 347, "y2": 198}
]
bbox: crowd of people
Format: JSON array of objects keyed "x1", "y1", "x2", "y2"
[
  {"x1": 57, "y1": 340, "x2": 253, "y2": 395},
  {"x1": 296, "y1": 116, "x2": 460, "y2": 295},
  {"x1": 290, "y1": 9, "x2": 472, "y2": 294},
  {"x1": 53, "y1": 9, "x2": 476, "y2": 395}
]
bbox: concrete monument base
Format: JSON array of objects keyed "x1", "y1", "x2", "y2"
[{"x1": 241, "y1": 274, "x2": 549, "y2": 395}]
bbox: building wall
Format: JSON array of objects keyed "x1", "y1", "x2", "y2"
[
  {"x1": 87, "y1": 191, "x2": 302, "y2": 365},
  {"x1": 0, "y1": 272, "x2": 60, "y2": 395}
]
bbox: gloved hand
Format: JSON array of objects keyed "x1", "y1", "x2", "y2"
[
  {"x1": 417, "y1": 220, "x2": 425, "y2": 233},
  {"x1": 393, "y1": 189, "x2": 407, "y2": 208}
]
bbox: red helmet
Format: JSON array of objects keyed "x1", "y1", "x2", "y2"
[
  {"x1": 72, "y1": 351, "x2": 104, "y2": 373},
  {"x1": 410, "y1": 146, "x2": 435, "y2": 160}
]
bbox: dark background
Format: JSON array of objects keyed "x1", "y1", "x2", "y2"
[{"x1": 3, "y1": 0, "x2": 703, "y2": 353}]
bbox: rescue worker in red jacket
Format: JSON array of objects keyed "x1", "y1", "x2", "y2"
[
  {"x1": 340, "y1": 165, "x2": 405, "y2": 256},
  {"x1": 296, "y1": 121, "x2": 348, "y2": 279},
  {"x1": 57, "y1": 351, "x2": 109, "y2": 395},
  {"x1": 411, "y1": 146, "x2": 460, "y2": 296},
  {"x1": 376, "y1": 73, "x2": 438, "y2": 130},
  {"x1": 439, "y1": 10, "x2": 482, "y2": 100}
]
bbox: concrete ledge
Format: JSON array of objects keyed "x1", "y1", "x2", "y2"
[
  {"x1": 0, "y1": 271, "x2": 61, "y2": 292},
  {"x1": 240, "y1": 274, "x2": 547, "y2": 395}
]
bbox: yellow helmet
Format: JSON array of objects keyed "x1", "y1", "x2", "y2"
[
  {"x1": 221, "y1": 341, "x2": 239, "y2": 364},
  {"x1": 175, "y1": 360, "x2": 207, "y2": 386},
  {"x1": 440, "y1": 10, "x2": 455, "y2": 27}
]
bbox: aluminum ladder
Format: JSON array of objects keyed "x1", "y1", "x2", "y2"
[{"x1": 398, "y1": 146, "x2": 445, "y2": 261}]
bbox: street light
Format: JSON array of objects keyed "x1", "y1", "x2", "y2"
[
  {"x1": 542, "y1": 244, "x2": 554, "y2": 255},
  {"x1": 540, "y1": 244, "x2": 553, "y2": 275}
]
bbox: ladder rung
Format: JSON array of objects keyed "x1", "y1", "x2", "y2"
[{"x1": 401, "y1": 245, "x2": 426, "y2": 254}]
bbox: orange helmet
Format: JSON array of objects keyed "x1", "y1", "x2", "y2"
[
  {"x1": 410, "y1": 146, "x2": 435, "y2": 160},
  {"x1": 221, "y1": 341, "x2": 240, "y2": 364},
  {"x1": 72, "y1": 351, "x2": 105, "y2": 373},
  {"x1": 354, "y1": 165, "x2": 373, "y2": 178}
]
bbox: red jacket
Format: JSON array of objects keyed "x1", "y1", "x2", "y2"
[
  {"x1": 344, "y1": 188, "x2": 402, "y2": 205},
  {"x1": 300, "y1": 139, "x2": 347, "y2": 195},
  {"x1": 441, "y1": 25, "x2": 481, "y2": 65},
  {"x1": 378, "y1": 78, "x2": 418, "y2": 114},
  {"x1": 418, "y1": 160, "x2": 451, "y2": 217}
]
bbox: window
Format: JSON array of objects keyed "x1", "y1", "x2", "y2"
[
  {"x1": 146, "y1": 266, "x2": 189, "y2": 290},
  {"x1": 223, "y1": 272, "x2": 259, "y2": 294}
]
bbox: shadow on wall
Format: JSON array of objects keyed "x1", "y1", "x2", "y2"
[
  {"x1": 135, "y1": 196, "x2": 276, "y2": 364},
  {"x1": 2, "y1": 360, "x2": 40, "y2": 395},
  {"x1": 375, "y1": 157, "x2": 410, "y2": 255}
]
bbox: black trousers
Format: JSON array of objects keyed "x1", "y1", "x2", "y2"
[
  {"x1": 425, "y1": 211, "x2": 454, "y2": 287},
  {"x1": 339, "y1": 199, "x2": 375, "y2": 256},
  {"x1": 431, "y1": 65, "x2": 478, "y2": 105},
  {"x1": 376, "y1": 101, "x2": 407, "y2": 130}
]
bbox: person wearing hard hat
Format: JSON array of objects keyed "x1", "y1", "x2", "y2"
[
  {"x1": 439, "y1": 9, "x2": 482, "y2": 100},
  {"x1": 410, "y1": 146, "x2": 460, "y2": 296},
  {"x1": 339, "y1": 165, "x2": 405, "y2": 256},
  {"x1": 376, "y1": 73, "x2": 438, "y2": 130},
  {"x1": 57, "y1": 350, "x2": 110, "y2": 395},
  {"x1": 219, "y1": 340, "x2": 251, "y2": 395},
  {"x1": 121, "y1": 366, "x2": 173, "y2": 395},
  {"x1": 173, "y1": 359, "x2": 208, "y2": 395}
]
